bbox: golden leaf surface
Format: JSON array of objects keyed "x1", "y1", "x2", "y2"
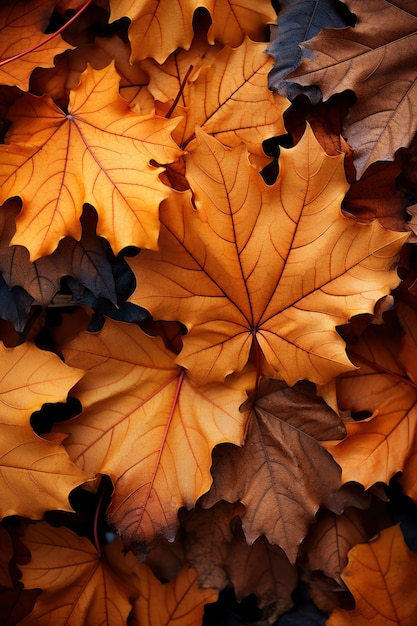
[
  {"x1": 20, "y1": 524, "x2": 135, "y2": 626},
  {"x1": 131, "y1": 563, "x2": 218, "y2": 626},
  {"x1": 110, "y1": 0, "x2": 275, "y2": 64},
  {"x1": 328, "y1": 525, "x2": 417, "y2": 626},
  {"x1": 129, "y1": 125, "x2": 407, "y2": 386},
  {"x1": 57, "y1": 318, "x2": 253, "y2": 546},
  {"x1": 0, "y1": 63, "x2": 182, "y2": 260},
  {"x1": 0, "y1": 341, "x2": 87, "y2": 519},
  {"x1": 0, "y1": 0, "x2": 73, "y2": 90}
]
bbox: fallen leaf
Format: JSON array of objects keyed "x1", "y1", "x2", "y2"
[
  {"x1": 327, "y1": 524, "x2": 417, "y2": 625},
  {"x1": 267, "y1": 0, "x2": 350, "y2": 101},
  {"x1": 0, "y1": 526, "x2": 13, "y2": 587},
  {"x1": 287, "y1": 0, "x2": 417, "y2": 175},
  {"x1": 0, "y1": 0, "x2": 73, "y2": 90},
  {"x1": 0, "y1": 341, "x2": 88, "y2": 518},
  {"x1": 131, "y1": 563, "x2": 218, "y2": 626},
  {"x1": 56, "y1": 318, "x2": 254, "y2": 547},
  {"x1": 110, "y1": 0, "x2": 275, "y2": 64},
  {"x1": 0, "y1": 63, "x2": 182, "y2": 260},
  {"x1": 19, "y1": 524, "x2": 135, "y2": 625},
  {"x1": 129, "y1": 125, "x2": 406, "y2": 386},
  {"x1": 0, "y1": 199, "x2": 117, "y2": 307},
  {"x1": 324, "y1": 318, "x2": 417, "y2": 492},
  {"x1": 202, "y1": 381, "x2": 349, "y2": 563}
]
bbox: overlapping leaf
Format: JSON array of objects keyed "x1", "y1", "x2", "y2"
[
  {"x1": 328, "y1": 525, "x2": 417, "y2": 625},
  {"x1": 143, "y1": 36, "x2": 287, "y2": 162},
  {"x1": 202, "y1": 381, "x2": 353, "y2": 563},
  {"x1": 0, "y1": 341, "x2": 88, "y2": 519},
  {"x1": 130, "y1": 125, "x2": 406, "y2": 386},
  {"x1": 19, "y1": 524, "x2": 135, "y2": 625},
  {"x1": 287, "y1": 0, "x2": 417, "y2": 175},
  {"x1": 324, "y1": 312, "x2": 417, "y2": 494},
  {"x1": 110, "y1": 0, "x2": 276, "y2": 64},
  {"x1": 56, "y1": 318, "x2": 253, "y2": 546},
  {"x1": 0, "y1": 199, "x2": 116, "y2": 307},
  {"x1": 0, "y1": 63, "x2": 182, "y2": 260},
  {"x1": 0, "y1": 0, "x2": 73, "y2": 90}
]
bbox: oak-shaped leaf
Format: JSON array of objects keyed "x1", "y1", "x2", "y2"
[
  {"x1": 129, "y1": 125, "x2": 406, "y2": 387},
  {"x1": 202, "y1": 381, "x2": 354, "y2": 563},
  {"x1": 0, "y1": 0, "x2": 73, "y2": 90},
  {"x1": 56, "y1": 318, "x2": 253, "y2": 548},
  {"x1": 0, "y1": 341, "x2": 88, "y2": 519},
  {"x1": 0, "y1": 274, "x2": 33, "y2": 333},
  {"x1": 327, "y1": 524, "x2": 417, "y2": 625},
  {"x1": 287, "y1": 0, "x2": 417, "y2": 176},
  {"x1": 0, "y1": 199, "x2": 116, "y2": 307},
  {"x1": 19, "y1": 523, "x2": 136, "y2": 625},
  {"x1": 110, "y1": 0, "x2": 276, "y2": 64},
  {"x1": 0, "y1": 63, "x2": 182, "y2": 260},
  {"x1": 267, "y1": 0, "x2": 351, "y2": 101}
]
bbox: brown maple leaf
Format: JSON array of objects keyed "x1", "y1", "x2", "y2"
[
  {"x1": 0, "y1": 341, "x2": 88, "y2": 519},
  {"x1": 129, "y1": 125, "x2": 406, "y2": 387},
  {"x1": 287, "y1": 0, "x2": 417, "y2": 176},
  {"x1": 202, "y1": 381, "x2": 354, "y2": 563},
  {"x1": 0, "y1": 63, "x2": 182, "y2": 260},
  {"x1": 0, "y1": 0, "x2": 74, "y2": 90},
  {"x1": 110, "y1": 0, "x2": 276, "y2": 64},
  {"x1": 327, "y1": 524, "x2": 417, "y2": 626},
  {"x1": 56, "y1": 318, "x2": 254, "y2": 547}
]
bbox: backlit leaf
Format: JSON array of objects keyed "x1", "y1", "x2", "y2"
[
  {"x1": 129, "y1": 125, "x2": 406, "y2": 386},
  {"x1": 57, "y1": 318, "x2": 254, "y2": 547},
  {"x1": 0, "y1": 63, "x2": 182, "y2": 260}
]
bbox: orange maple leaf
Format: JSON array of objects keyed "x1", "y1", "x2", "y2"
[
  {"x1": 0, "y1": 0, "x2": 74, "y2": 90},
  {"x1": 328, "y1": 525, "x2": 417, "y2": 626},
  {"x1": 0, "y1": 341, "x2": 88, "y2": 519},
  {"x1": 56, "y1": 318, "x2": 254, "y2": 546},
  {"x1": 0, "y1": 63, "x2": 182, "y2": 260},
  {"x1": 110, "y1": 0, "x2": 276, "y2": 64},
  {"x1": 129, "y1": 125, "x2": 407, "y2": 386},
  {"x1": 19, "y1": 523, "x2": 136, "y2": 625}
]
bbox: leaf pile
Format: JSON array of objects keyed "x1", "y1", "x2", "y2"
[{"x1": 1, "y1": 0, "x2": 417, "y2": 624}]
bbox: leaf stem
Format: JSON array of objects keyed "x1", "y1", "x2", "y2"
[
  {"x1": 165, "y1": 65, "x2": 194, "y2": 119},
  {"x1": 0, "y1": 0, "x2": 94, "y2": 67},
  {"x1": 94, "y1": 481, "x2": 107, "y2": 558}
]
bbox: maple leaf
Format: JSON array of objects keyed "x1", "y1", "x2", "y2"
[
  {"x1": 324, "y1": 312, "x2": 417, "y2": 494},
  {"x1": 56, "y1": 318, "x2": 254, "y2": 547},
  {"x1": 267, "y1": 0, "x2": 350, "y2": 101},
  {"x1": 110, "y1": 0, "x2": 276, "y2": 64},
  {"x1": 202, "y1": 381, "x2": 354, "y2": 563},
  {"x1": 286, "y1": 0, "x2": 417, "y2": 176},
  {"x1": 130, "y1": 563, "x2": 218, "y2": 626},
  {"x1": 19, "y1": 523, "x2": 136, "y2": 625},
  {"x1": 0, "y1": 341, "x2": 88, "y2": 519},
  {"x1": 129, "y1": 125, "x2": 406, "y2": 386},
  {"x1": 0, "y1": 199, "x2": 116, "y2": 307},
  {"x1": 0, "y1": 63, "x2": 182, "y2": 260},
  {"x1": 327, "y1": 524, "x2": 417, "y2": 626},
  {"x1": 302, "y1": 508, "x2": 369, "y2": 586},
  {"x1": 156, "y1": 38, "x2": 288, "y2": 162},
  {"x1": 0, "y1": 0, "x2": 74, "y2": 90}
]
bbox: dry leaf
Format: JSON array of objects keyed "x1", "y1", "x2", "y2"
[
  {"x1": 0, "y1": 63, "x2": 182, "y2": 260},
  {"x1": 129, "y1": 125, "x2": 406, "y2": 386}
]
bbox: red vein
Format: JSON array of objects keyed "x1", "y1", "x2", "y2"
[
  {"x1": 0, "y1": 0, "x2": 93, "y2": 67},
  {"x1": 350, "y1": 350, "x2": 417, "y2": 391}
]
